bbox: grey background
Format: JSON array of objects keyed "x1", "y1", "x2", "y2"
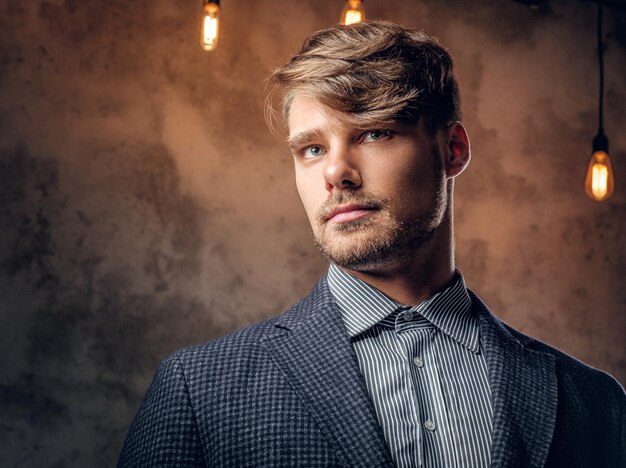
[{"x1": 1, "y1": 0, "x2": 625, "y2": 466}]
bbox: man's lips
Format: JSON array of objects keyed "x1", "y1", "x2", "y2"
[{"x1": 325, "y1": 203, "x2": 378, "y2": 223}]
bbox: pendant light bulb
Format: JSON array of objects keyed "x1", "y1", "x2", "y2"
[
  {"x1": 585, "y1": 132, "x2": 614, "y2": 202},
  {"x1": 340, "y1": 0, "x2": 365, "y2": 25},
  {"x1": 585, "y1": 3, "x2": 614, "y2": 202},
  {"x1": 200, "y1": 0, "x2": 220, "y2": 52}
]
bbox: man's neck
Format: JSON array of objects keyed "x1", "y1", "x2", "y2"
[{"x1": 341, "y1": 217, "x2": 456, "y2": 306}]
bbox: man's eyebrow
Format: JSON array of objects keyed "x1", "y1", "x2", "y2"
[{"x1": 287, "y1": 129, "x2": 324, "y2": 151}]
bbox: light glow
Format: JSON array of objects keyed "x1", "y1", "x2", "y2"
[
  {"x1": 202, "y1": 17, "x2": 218, "y2": 46},
  {"x1": 344, "y1": 10, "x2": 363, "y2": 25},
  {"x1": 340, "y1": 0, "x2": 365, "y2": 25},
  {"x1": 585, "y1": 150, "x2": 614, "y2": 201},
  {"x1": 200, "y1": 2, "x2": 220, "y2": 52}
]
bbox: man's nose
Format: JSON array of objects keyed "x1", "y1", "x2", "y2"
[{"x1": 323, "y1": 147, "x2": 362, "y2": 193}]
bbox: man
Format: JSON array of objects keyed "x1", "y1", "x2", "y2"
[{"x1": 119, "y1": 21, "x2": 625, "y2": 467}]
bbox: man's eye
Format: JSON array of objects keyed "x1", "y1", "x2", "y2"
[
  {"x1": 362, "y1": 129, "x2": 392, "y2": 143},
  {"x1": 302, "y1": 145, "x2": 325, "y2": 158}
]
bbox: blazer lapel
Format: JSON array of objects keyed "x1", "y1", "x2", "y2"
[
  {"x1": 471, "y1": 292, "x2": 558, "y2": 468},
  {"x1": 261, "y1": 279, "x2": 394, "y2": 467}
]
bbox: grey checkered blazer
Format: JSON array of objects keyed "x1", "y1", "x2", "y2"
[{"x1": 119, "y1": 278, "x2": 626, "y2": 467}]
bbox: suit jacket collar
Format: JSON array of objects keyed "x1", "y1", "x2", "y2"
[
  {"x1": 471, "y1": 291, "x2": 558, "y2": 468},
  {"x1": 262, "y1": 279, "x2": 558, "y2": 468},
  {"x1": 262, "y1": 278, "x2": 394, "y2": 467}
]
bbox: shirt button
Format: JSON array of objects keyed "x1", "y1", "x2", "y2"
[
  {"x1": 424, "y1": 419, "x2": 436, "y2": 431},
  {"x1": 413, "y1": 356, "x2": 423, "y2": 368},
  {"x1": 404, "y1": 311, "x2": 414, "y2": 321}
]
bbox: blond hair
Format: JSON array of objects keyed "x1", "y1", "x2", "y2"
[{"x1": 267, "y1": 21, "x2": 461, "y2": 134}]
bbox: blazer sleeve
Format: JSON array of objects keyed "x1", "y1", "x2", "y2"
[
  {"x1": 617, "y1": 388, "x2": 626, "y2": 466},
  {"x1": 118, "y1": 353, "x2": 206, "y2": 467}
]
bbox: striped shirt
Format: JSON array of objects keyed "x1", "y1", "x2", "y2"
[{"x1": 327, "y1": 264, "x2": 493, "y2": 468}]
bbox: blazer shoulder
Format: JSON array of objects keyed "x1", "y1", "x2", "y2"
[
  {"x1": 469, "y1": 290, "x2": 626, "y2": 400},
  {"x1": 170, "y1": 315, "x2": 279, "y2": 369},
  {"x1": 502, "y1": 319, "x2": 625, "y2": 400},
  {"x1": 167, "y1": 277, "x2": 332, "y2": 376},
  {"x1": 499, "y1": 322, "x2": 626, "y2": 465},
  {"x1": 172, "y1": 277, "x2": 332, "y2": 366},
  {"x1": 469, "y1": 289, "x2": 624, "y2": 402}
]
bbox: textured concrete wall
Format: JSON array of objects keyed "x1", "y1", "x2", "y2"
[{"x1": 1, "y1": 0, "x2": 625, "y2": 465}]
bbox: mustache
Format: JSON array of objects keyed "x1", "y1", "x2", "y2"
[{"x1": 316, "y1": 191, "x2": 389, "y2": 222}]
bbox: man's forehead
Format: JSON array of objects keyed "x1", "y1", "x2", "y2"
[
  {"x1": 286, "y1": 94, "x2": 350, "y2": 137},
  {"x1": 288, "y1": 94, "x2": 334, "y2": 121},
  {"x1": 286, "y1": 93, "x2": 419, "y2": 144}
]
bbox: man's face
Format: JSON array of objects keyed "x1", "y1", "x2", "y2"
[{"x1": 287, "y1": 94, "x2": 451, "y2": 272}]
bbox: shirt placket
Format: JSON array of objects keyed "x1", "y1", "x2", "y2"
[
  {"x1": 398, "y1": 318, "x2": 452, "y2": 468},
  {"x1": 381, "y1": 323, "x2": 425, "y2": 468}
]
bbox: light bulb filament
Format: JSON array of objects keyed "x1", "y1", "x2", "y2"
[
  {"x1": 591, "y1": 163, "x2": 608, "y2": 199},
  {"x1": 200, "y1": 2, "x2": 220, "y2": 52},
  {"x1": 203, "y1": 16, "x2": 218, "y2": 45},
  {"x1": 585, "y1": 150, "x2": 614, "y2": 202}
]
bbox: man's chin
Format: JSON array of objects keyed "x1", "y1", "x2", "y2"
[
  {"x1": 313, "y1": 221, "x2": 437, "y2": 272},
  {"x1": 314, "y1": 231, "x2": 395, "y2": 271},
  {"x1": 316, "y1": 227, "x2": 381, "y2": 253}
]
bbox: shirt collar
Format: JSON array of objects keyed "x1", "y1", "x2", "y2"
[{"x1": 327, "y1": 263, "x2": 479, "y2": 353}]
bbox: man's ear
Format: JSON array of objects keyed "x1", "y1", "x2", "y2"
[{"x1": 444, "y1": 122, "x2": 471, "y2": 178}]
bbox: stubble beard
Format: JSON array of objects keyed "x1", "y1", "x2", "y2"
[{"x1": 312, "y1": 177, "x2": 448, "y2": 272}]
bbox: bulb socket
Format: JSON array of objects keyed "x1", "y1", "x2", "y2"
[
  {"x1": 204, "y1": 0, "x2": 220, "y2": 5},
  {"x1": 592, "y1": 131, "x2": 609, "y2": 153}
]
